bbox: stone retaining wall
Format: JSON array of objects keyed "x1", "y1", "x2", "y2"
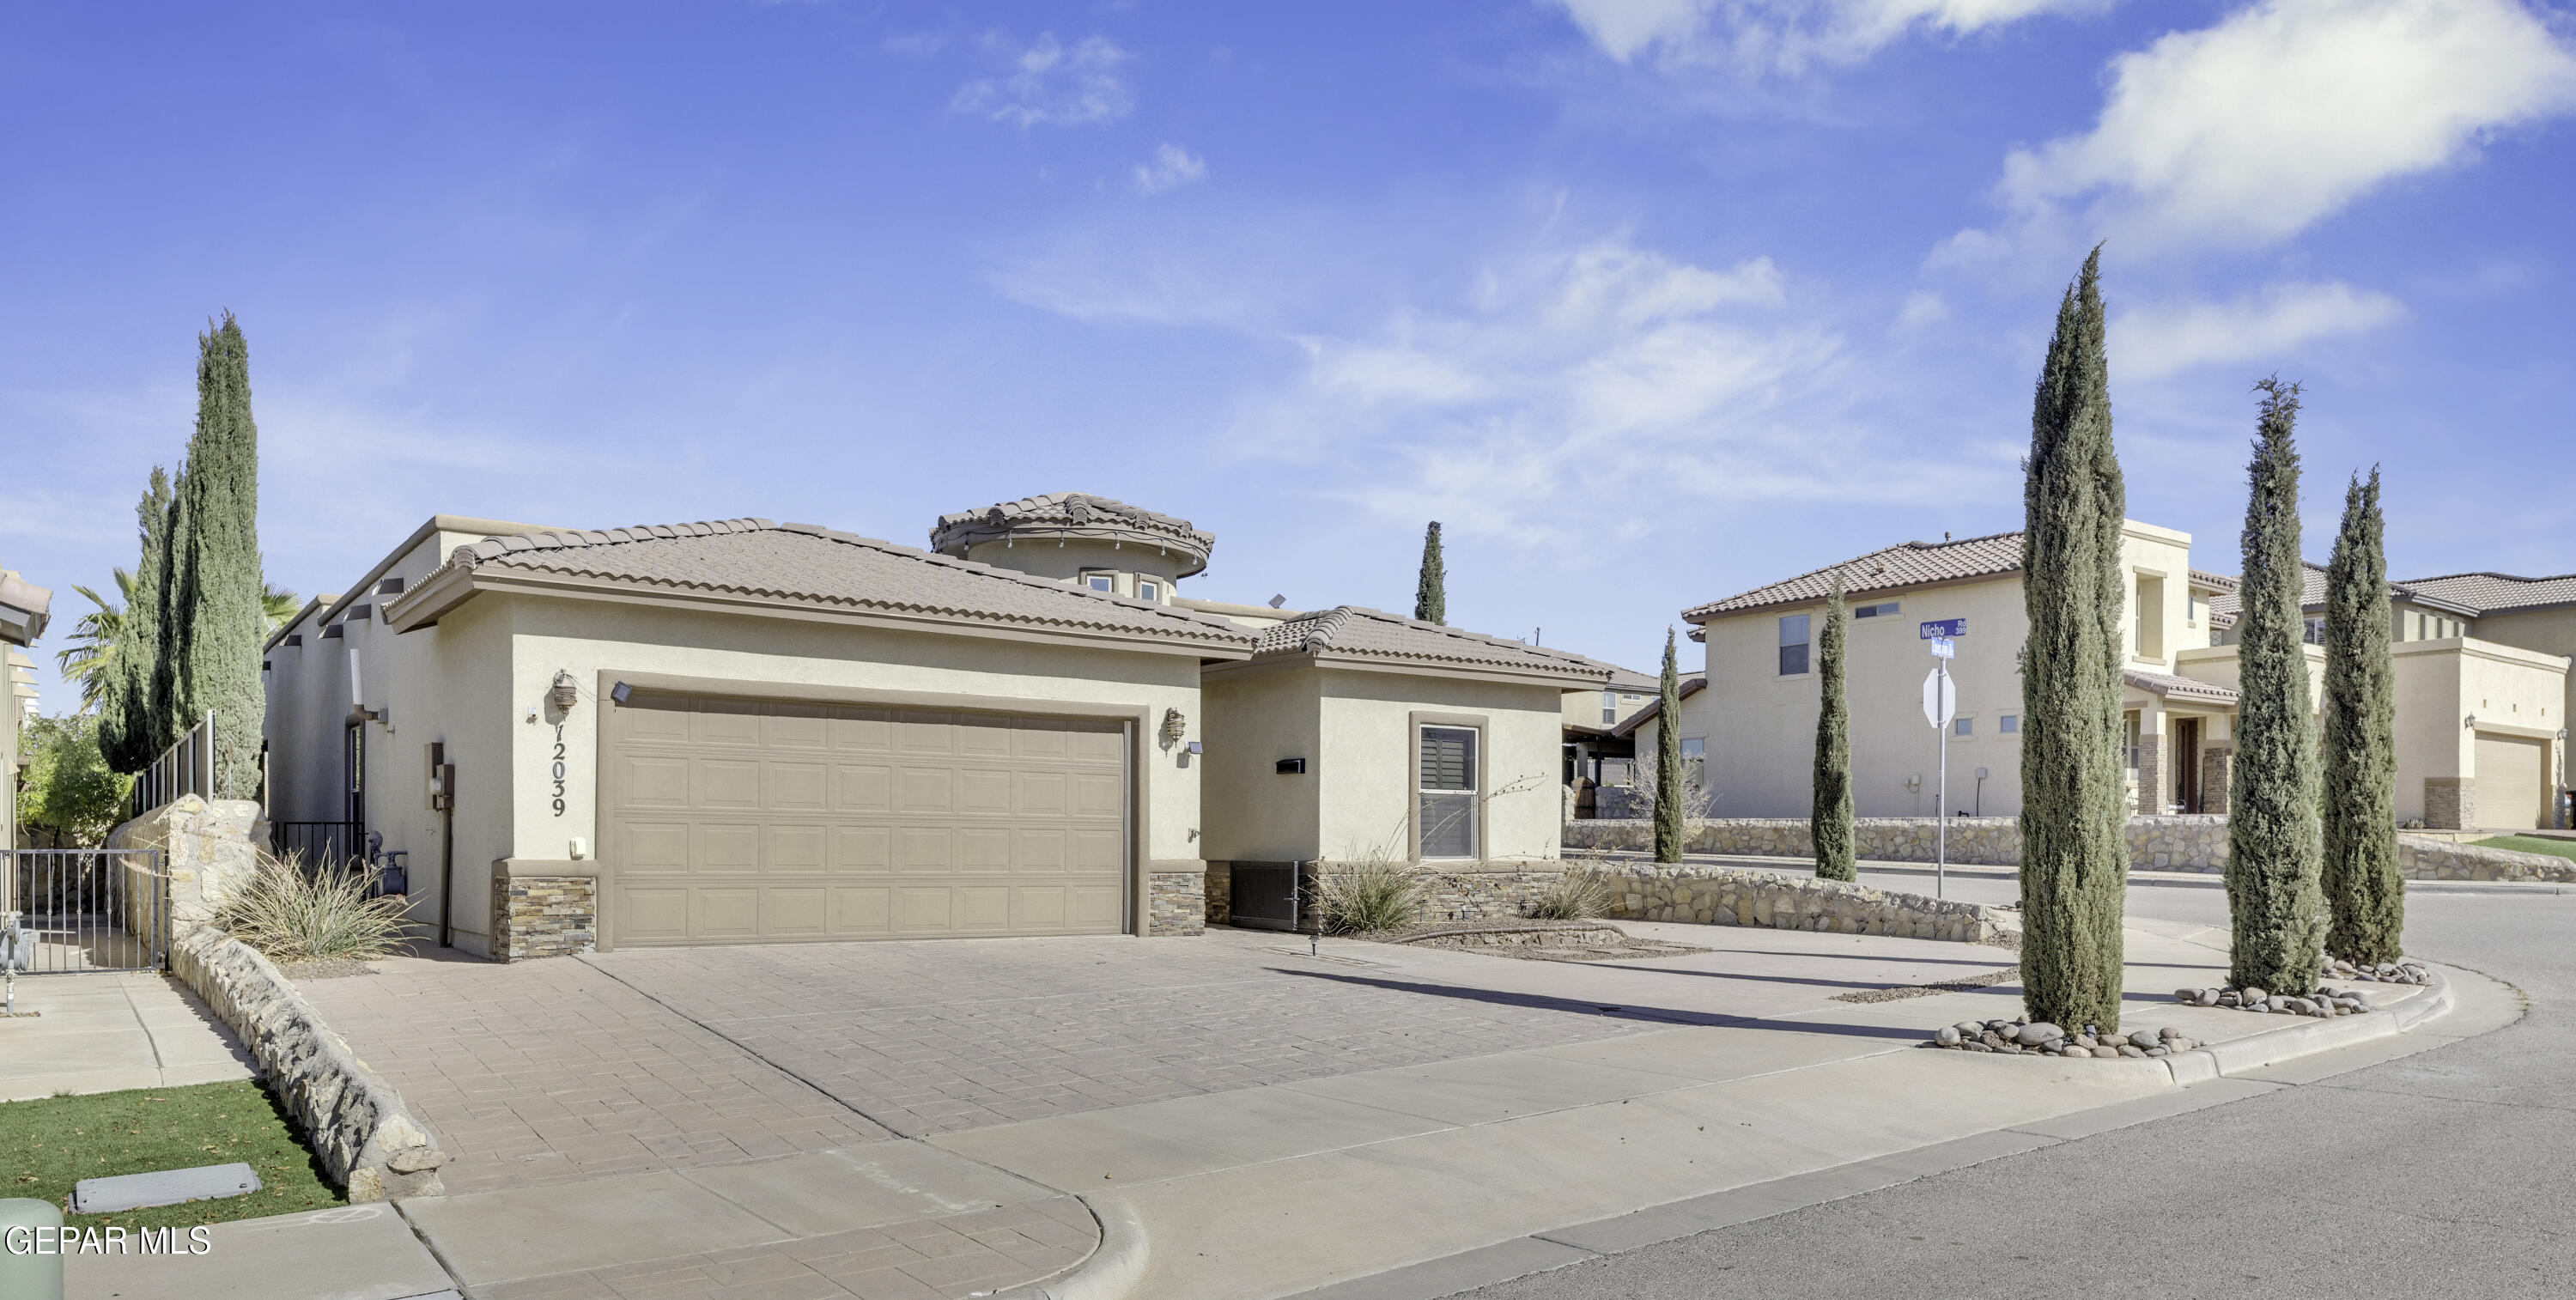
[
  {"x1": 106, "y1": 795, "x2": 262, "y2": 936},
  {"x1": 1592, "y1": 864, "x2": 2004, "y2": 943},
  {"x1": 1563, "y1": 816, "x2": 2576, "y2": 883},
  {"x1": 170, "y1": 926, "x2": 448, "y2": 1201}
]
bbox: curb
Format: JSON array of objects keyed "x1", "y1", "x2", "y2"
[
  {"x1": 996, "y1": 1194, "x2": 1148, "y2": 1300},
  {"x1": 2156, "y1": 967, "x2": 2452, "y2": 1083}
]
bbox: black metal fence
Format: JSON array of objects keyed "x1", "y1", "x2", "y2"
[
  {"x1": 127, "y1": 710, "x2": 216, "y2": 821},
  {"x1": 270, "y1": 821, "x2": 369, "y2": 872},
  {"x1": 2, "y1": 848, "x2": 167, "y2": 973}
]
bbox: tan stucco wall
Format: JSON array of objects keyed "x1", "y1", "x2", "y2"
[
  {"x1": 1562, "y1": 685, "x2": 1654, "y2": 731},
  {"x1": 1314, "y1": 669, "x2": 1566, "y2": 864},
  {"x1": 963, "y1": 538, "x2": 1186, "y2": 597},
  {"x1": 1200, "y1": 665, "x2": 1324, "y2": 862},
  {"x1": 2389, "y1": 636, "x2": 2568, "y2": 824},
  {"x1": 2466, "y1": 605, "x2": 2576, "y2": 752}
]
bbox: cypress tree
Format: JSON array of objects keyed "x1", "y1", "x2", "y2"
[
  {"x1": 172, "y1": 313, "x2": 265, "y2": 799},
  {"x1": 1812, "y1": 574, "x2": 1855, "y2": 882},
  {"x1": 1654, "y1": 628, "x2": 1685, "y2": 863},
  {"x1": 98, "y1": 469, "x2": 176, "y2": 773},
  {"x1": 2018, "y1": 247, "x2": 2130, "y2": 1035},
  {"x1": 1413, "y1": 522, "x2": 1446, "y2": 625},
  {"x1": 2227, "y1": 378, "x2": 2327, "y2": 993},
  {"x1": 2322, "y1": 468, "x2": 2403, "y2": 964}
]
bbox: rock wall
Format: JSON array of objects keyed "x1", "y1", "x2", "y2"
[
  {"x1": 1148, "y1": 871, "x2": 1206, "y2": 936},
  {"x1": 1593, "y1": 864, "x2": 2003, "y2": 943},
  {"x1": 1563, "y1": 815, "x2": 2576, "y2": 883},
  {"x1": 169, "y1": 926, "x2": 448, "y2": 1201},
  {"x1": 492, "y1": 864, "x2": 598, "y2": 961},
  {"x1": 106, "y1": 795, "x2": 262, "y2": 937}
]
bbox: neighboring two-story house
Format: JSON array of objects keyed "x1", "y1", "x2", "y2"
[{"x1": 1631, "y1": 523, "x2": 2568, "y2": 830}]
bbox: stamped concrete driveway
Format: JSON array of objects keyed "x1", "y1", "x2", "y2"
[{"x1": 302, "y1": 927, "x2": 1662, "y2": 1197}]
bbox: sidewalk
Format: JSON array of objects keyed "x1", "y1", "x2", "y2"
[
  {"x1": 0, "y1": 969, "x2": 256, "y2": 1102},
  {"x1": 59, "y1": 917, "x2": 2483, "y2": 1300}
]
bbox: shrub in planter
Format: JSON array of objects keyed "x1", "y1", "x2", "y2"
[
  {"x1": 1319, "y1": 860, "x2": 1428, "y2": 934},
  {"x1": 210, "y1": 852, "x2": 413, "y2": 963},
  {"x1": 1524, "y1": 866, "x2": 1610, "y2": 920}
]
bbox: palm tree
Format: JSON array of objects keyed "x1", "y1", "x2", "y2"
[
  {"x1": 55, "y1": 569, "x2": 133, "y2": 714},
  {"x1": 262, "y1": 582, "x2": 302, "y2": 633},
  {"x1": 55, "y1": 573, "x2": 299, "y2": 714}
]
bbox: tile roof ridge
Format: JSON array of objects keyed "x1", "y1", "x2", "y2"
[
  {"x1": 774, "y1": 521, "x2": 1254, "y2": 639},
  {"x1": 2399, "y1": 568, "x2": 2576, "y2": 585},
  {"x1": 1898, "y1": 528, "x2": 2022, "y2": 550}
]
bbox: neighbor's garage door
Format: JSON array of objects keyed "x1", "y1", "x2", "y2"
[
  {"x1": 606, "y1": 691, "x2": 1129, "y2": 945},
  {"x1": 2474, "y1": 732, "x2": 2549, "y2": 831}
]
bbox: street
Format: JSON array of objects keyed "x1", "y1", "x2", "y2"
[{"x1": 1462, "y1": 877, "x2": 2576, "y2": 1299}]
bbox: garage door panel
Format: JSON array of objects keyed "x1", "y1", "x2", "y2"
[
  {"x1": 611, "y1": 696, "x2": 1128, "y2": 945},
  {"x1": 697, "y1": 888, "x2": 759, "y2": 938},
  {"x1": 697, "y1": 759, "x2": 761, "y2": 809},
  {"x1": 769, "y1": 823, "x2": 827, "y2": 872},
  {"x1": 2476, "y1": 734, "x2": 2548, "y2": 830},
  {"x1": 957, "y1": 768, "x2": 1012, "y2": 816},
  {"x1": 762, "y1": 887, "x2": 829, "y2": 937},
  {"x1": 765, "y1": 704, "x2": 828, "y2": 750},
  {"x1": 626, "y1": 756, "x2": 691, "y2": 807}
]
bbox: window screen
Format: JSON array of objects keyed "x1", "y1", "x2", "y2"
[
  {"x1": 1418, "y1": 726, "x2": 1479, "y2": 860},
  {"x1": 1779, "y1": 614, "x2": 1811, "y2": 676}
]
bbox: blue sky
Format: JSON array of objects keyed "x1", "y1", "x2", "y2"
[{"x1": 5, "y1": 1, "x2": 2573, "y2": 710}]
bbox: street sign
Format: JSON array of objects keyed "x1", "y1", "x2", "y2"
[
  {"x1": 1919, "y1": 618, "x2": 1967, "y2": 640},
  {"x1": 1929, "y1": 636, "x2": 1955, "y2": 659},
  {"x1": 1922, "y1": 668, "x2": 1956, "y2": 727}
]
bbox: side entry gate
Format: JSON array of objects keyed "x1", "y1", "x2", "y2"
[{"x1": 1, "y1": 849, "x2": 169, "y2": 973}]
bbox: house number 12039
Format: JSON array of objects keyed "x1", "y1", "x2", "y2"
[{"x1": 551, "y1": 725, "x2": 568, "y2": 816}]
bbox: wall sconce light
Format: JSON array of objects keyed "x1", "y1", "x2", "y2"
[
  {"x1": 2464, "y1": 714, "x2": 2477, "y2": 730},
  {"x1": 610, "y1": 681, "x2": 633, "y2": 706},
  {"x1": 550, "y1": 671, "x2": 580, "y2": 713},
  {"x1": 1159, "y1": 708, "x2": 1187, "y2": 747}
]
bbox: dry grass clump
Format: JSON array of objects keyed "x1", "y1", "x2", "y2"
[{"x1": 211, "y1": 853, "x2": 412, "y2": 964}]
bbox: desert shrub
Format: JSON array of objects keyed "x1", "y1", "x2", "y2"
[
  {"x1": 1523, "y1": 866, "x2": 1611, "y2": 920},
  {"x1": 210, "y1": 853, "x2": 412, "y2": 963},
  {"x1": 1318, "y1": 860, "x2": 1427, "y2": 934}
]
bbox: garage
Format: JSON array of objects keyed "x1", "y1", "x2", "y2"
[
  {"x1": 2473, "y1": 732, "x2": 2551, "y2": 830},
  {"x1": 605, "y1": 689, "x2": 1131, "y2": 945}
]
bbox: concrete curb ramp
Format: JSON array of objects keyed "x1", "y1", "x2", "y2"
[{"x1": 999, "y1": 1196, "x2": 1149, "y2": 1300}]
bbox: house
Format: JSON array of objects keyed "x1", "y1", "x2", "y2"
[
  {"x1": 1637, "y1": 522, "x2": 2568, "y2": 830},
  {"x1": 1559, "y1": 662, "x2": 1657, "y2": 815},
  {"x1": 261, "y1": 495, "x2": 1602, "y2": 959},
  {"x1": 2210, "y1": 567, "x2": 2576, "y2": 831},
  {"x1": 2, "y1": 568, "x2": 51, "y2": 853}
]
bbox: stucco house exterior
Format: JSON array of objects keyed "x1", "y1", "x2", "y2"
[
  {"x1": 262, "y1": 495, "x2": 1601, "y2": 959},
  {"x1": 3, "y1": 567, "x2": 51, "y2": 853},
  {"x1": 1633, "y1": 522, "x2": 2568, "y2": 831}
]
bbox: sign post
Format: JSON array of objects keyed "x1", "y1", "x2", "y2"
[{"x1": 1920, "y1": 619, "x2": 1964, "y2": 898}]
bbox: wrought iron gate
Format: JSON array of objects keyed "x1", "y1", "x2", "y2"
[{"x1": 2, "y1": 849, "x2": 168, "y2": 973}]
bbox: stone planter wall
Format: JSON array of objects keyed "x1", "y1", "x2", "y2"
[
  {"x1": 1563, "y1": 815, "x2": 2576, "y2": 884},
  {"x1": 171, "y1": 926, "x2": 448, "y2": 1201},
  {"x1": 1592, "y1": 864, "x2": 2004, "y2": 943}
]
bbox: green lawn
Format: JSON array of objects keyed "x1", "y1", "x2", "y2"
[
  {"x1": 2472, "y1": 835, "x2": 2576, "y2": 863},
  {"x1": 3, "y1": 1079, "x2": 343, "y2": 1230}
]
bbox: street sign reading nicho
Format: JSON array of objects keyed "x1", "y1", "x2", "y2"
[{"x1": 1918, "y1": 618, "x2": 1967, "y2": 640}]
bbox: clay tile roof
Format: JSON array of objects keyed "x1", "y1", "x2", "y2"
[
  {"x1": 2124, "y1": 668, "x2": 2239, "y2": 705},
  {"x1": 1683, "y1": 532, "x2": 2026, "y2": 620},
  {"x1": 928, "y1": 492, "x2": 1216, "y2": 578},
  {"x1": 2389, "y1": 570, "x2": 2576, "y2": 617},
  {"x1": 405, "y1": 518, "x2": 1255, "y2": 647},
  {"x1": 1255, "y1": 606, "x2": 1609, "y2": 683}
]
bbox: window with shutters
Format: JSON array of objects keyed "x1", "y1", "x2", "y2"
[{"x1": 1417, "y1": 725, "x2": 1479, "y2": 860}]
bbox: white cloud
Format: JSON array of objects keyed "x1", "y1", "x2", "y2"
[
  {"x1": 1895, "y1": 290, "x2": 1950, "y2": 333},
  {"x1": 1549, "y1": 0, "x2": 2110, "y2": 70},
  {"x1": 952, "y1": 33, "x2": 1133, "y2": 128},
  {"x1": 1971, "y1": 0, "x2": 2576, "y2": 253},
  {"x1": 2112, "y1": 281, "x2": 2404, "y2": 380},
  {"x1": 1133, "y1": 144, "x2": 1206, "y2": 194}
]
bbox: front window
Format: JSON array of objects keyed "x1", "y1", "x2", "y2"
[
  {"x1": 1852, "y1": 601, "x2": 1899, "y2": 619},
  {"x1": 1417, "y1": 725, "x2": 1479, "y2": 860},
  {"x1": 1953, "y1": 717, "x2": 1973, "y2": 737},
  {"x1": 1138, "y1": 579, "x2": 1161, "y2": 602},
  {"x1": 2303, "y1": 618, "x2": 2325, "y2": 645},
  {"x1": 1601, "y1": 690, "x2": 1617, "y2": 726},
  {"x1": 1680, "y1": 736, "x2": 1705, "y2": 789},
  {"x1": 1999, "y1": 714, "x2": 2020, "y2": 734},
  {"x1": 1084, "y1": 572, "x2": 1116, "y2": 593},
  {"x1": 1778, "y1": 614, "x2": 1811, "y2": 676}
]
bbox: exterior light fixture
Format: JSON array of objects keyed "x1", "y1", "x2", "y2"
[
  {"x1": 610, "y1": 681, "x2": 633, "y2": 706},
  {"x1": 2464, "y1": 714, "x2": 2477, "y2": 730},
  {"x1": 1267, "y1": 595, "x2": 1286, "y2": 609},
  {"x1": 1159, "y1": 708, "x2": 1188, "y2": 747},
  {"x1": 549, "y1": 671, "x2": 580, "y2": 713}
]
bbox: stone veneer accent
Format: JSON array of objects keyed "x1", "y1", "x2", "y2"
[
  {"x1": 2423, "y1": 777, "x2": 2470, "y2": 830},
  {"x1": 1562, "y1": 816, "x2": 2576, "y2": 883},
  {"x1": 1148, "y1": 871, "x2": 1206, "y2": 936},
  {"x1": 2200, "y1": 746, "x2": 2234, "y2": 815},
  {"x1": 2136, "y1": 733, "x2": 2164, "y2": 815},
  {"x1": 492, "y1": 863, "x2": 598, "y2": 962},
  {"x1": 1203, "y1": 862, "x2": 1231, "y2": 926}
]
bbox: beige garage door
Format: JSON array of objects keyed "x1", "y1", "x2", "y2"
[
  {"x1": 605, "y1": 692, "x2": 1129, "y2": 945},
  {"x1": 2474, "y1": 732, "x2": 2549, "y2": 831}
]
